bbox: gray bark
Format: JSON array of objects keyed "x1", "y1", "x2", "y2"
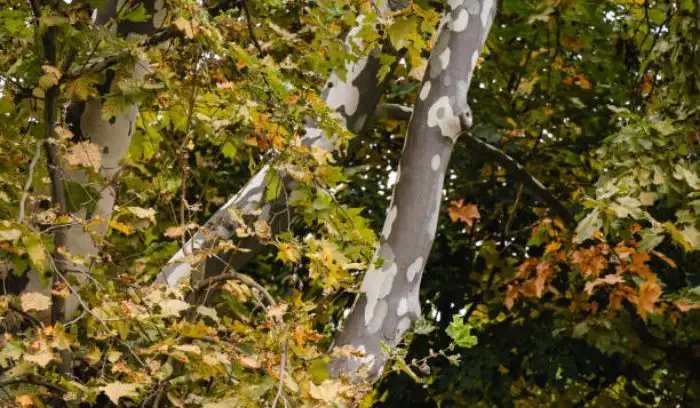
[
  {"x1": 156, "y1": 1, "x2": 402, "y2": 286},
  {"x1": 329, "y1": 0, "x2": 497, "y2": 381}
]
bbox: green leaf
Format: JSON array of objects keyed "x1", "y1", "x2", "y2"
[
  {"x1": 119, "y1": 3, "x2": 150, "y2": 23},
  {"x1": 446, "y1": 315, "x2": 478, "y2": 349},
  {"x1": 575, "y1": 209, "x2": 602, "y2": 242},
  {"x1": 264, "y1": 169, "x2": 282, "y2": 201}
]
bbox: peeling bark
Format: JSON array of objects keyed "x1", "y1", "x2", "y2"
[
  {"x1": 156, "y1": 1, "x2": 402, "y2": 286},
  {"x1": 329, "y1": 0, "x2": 497, "y2": 381},
  {"x1": 24, "y1": 0, "x2": 165, "y2": 320}
]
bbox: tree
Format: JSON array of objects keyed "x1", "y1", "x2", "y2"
[{"x1": 1, "y1": 0, "x2": 699, "y2": 407}]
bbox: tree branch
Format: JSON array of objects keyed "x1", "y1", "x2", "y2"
[{"x1": 458, "y1": 112, "x2": 574, "y2": 227}]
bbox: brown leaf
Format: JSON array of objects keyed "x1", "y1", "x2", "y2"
[
  {"x1": 504, "y1": 284, "x2": 519, "y2": 310},
  {"x1": 20, "y1": 291, "x2": 51, "y2": 312},
  {"x1": 630, "y1": 252, "x2": 655, "y2": 281},
  {"x1": 67, "y1": 141, "x2": 102, "y2": 171},
  {"x1": 164, "y1": 225, "x2": 186, "y2": 238},
  {"x1": 447, "y1": 199, "x2": 480, "y2": 227},
  {"x1": 516, "y1": 259, "x2": 538, "y2": 280},
  {"x1": 674, "y1": 300, "x2": 700, "y2": 313},
  {"x1": 584, "y1": 274, "x2": 625, "y2": 295},
  {"x1": 637, "y1": 281, "x2": 662, "y2": 320},
  {"x1": 570, "y1": 246, "x2": 608, "y2": 278},
  {"x1": 534, "y1": 262, "x2": 553, "y2": 298}
]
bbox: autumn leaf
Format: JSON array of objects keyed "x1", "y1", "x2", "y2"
[
  {"x1": 25, "y1": 350, "x2": 55, "y2": 367},
  {"x1": 20, "y1": 291, "x2": 51, "y2": 312},
  {"x1": 236, "y1": 354, "x2": 261, "y2": 369},
  {"x1": 637, "y1": 280, "x2": 662, "y2": 320},
  {"x1": 15, "y1": 395, "x2": 33, "y2": 408},
  {"x1": 99, "y1": 382, "x2": 141, "y2": 404},
  {"x1": 276, "y1": 242, "x2": 301, "y2": 265},
  {"x1": 584, "y1": 274, "x2": 625, "y2": 295},
  {"x1": 109, "y1": 220, "x2": 134, "y2": 235},
  {"x1": 674, "y1": 300, "x2": 700, "y2": 313},
  {"x1": 164, "y1": 225, "x2": 186, "y2": 238},
  {"x1": 66, "y1": 141, "x2": 102, "y2": 172},
  {"x1": 570, "y1": 246, "x2": 608, "y2": 278},
  {"x1": 629, "y1": 252, "x2": 655, "y2": 281},
  {"x1": 534, "y1": 262, "x2": 553, "y2": 298},
  {"x1": 505, "y1": 284, "x2": 519, "y2": 310},
  {"x1": 447, "y1": 199, "x2": 480, "y2": 227}
]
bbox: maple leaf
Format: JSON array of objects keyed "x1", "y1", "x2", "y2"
[
  {"x1": 66, "y1": 141, "x2": 102, "y2": 172},
  {"x1": 637, "y1": 281, "x2": 662, "y2": 320},
  {"x1": 674, "y1": 300, "x2": 700, "y2": 313},
  {"x1": 276, "y1": 242, "x2": 301, "y2": 265},
  {"x1": 505, "y1": 284, "x2": 519, "y2": 310},
  {"x1": 164, "y1": 225, "x2": 186, "y2": 238},
  {"x1": 20, "y1": 291, "x2": 51, "y2": 312},
  {"x1": 584, "y1": 274, "x2": 625, "y2": 295},
  {"x1": 447, "y1": 199, "x2": 480, "y2": 227},
  {"x1": 99, "y1": 382, "x2": 140, "y2": 404},
  {"x1": 534, "y1": 262, "x2": 553, "y2": 298},
  {"x1": 15, "y1": 395, "x2": 34, "y2": 408},
  {"x1": 570, "y1": 247, "x2": 608, "y2": 278},
  {"x1": 629, "y1": 252, "x2": 656, "y2": 281},
  {"x1": 516, "y1": 259, "x2": 538, "y2": 280}
]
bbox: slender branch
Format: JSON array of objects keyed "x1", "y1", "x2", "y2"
[
  {"x1": 241, "y1": 0, "x2": 264, "y2": 56},
  {"x1": 0, "y1": 376, "x2": 65, "y2": 394},
  {"x1": 271, "y1": 340, "x2": 288, "y2": 408},
  {"x1": 458, "y1": 113, "x2": 574, "y2": 227},
  {"x1": 18, "y1": 140, "x2": 43, "y2": 223},
  {"x1": 195, "y1": 269, "x2": 276, "y2": 306}
]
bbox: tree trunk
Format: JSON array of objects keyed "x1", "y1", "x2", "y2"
[
  {"x1": 329, "y1": 0, "x2": 497, "y2": 381},
  {"x1": 156, "y1": 2, "x2": 403, "y2": 286}
]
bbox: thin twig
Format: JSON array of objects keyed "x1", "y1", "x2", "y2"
[
  {"x1": 458, "y1": 113, "x2": 574, "y2": 227},
  {"x1": 18, "y1": 140, "x2": 43, "y2": 223},
  {"x1": 195, "y1": 263, "x2": 276, "y2": 306},
  {"x1": 0, "y1": 375, "x2": 65, "y2": 394},
  {"x1": 271, "y1": 340, "x2": 288, "y2": 408},
  {"x1": 241, "y1": 0, "x2": 264, "y2": 56}
]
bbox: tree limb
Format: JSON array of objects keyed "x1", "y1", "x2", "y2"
[{"x1": 458, "y1": 112, "x2": 574, "y2": 227}]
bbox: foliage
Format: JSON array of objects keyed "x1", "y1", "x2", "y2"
[{"x1": 0, "y1": 0, "x2": 698, "y2": 407}]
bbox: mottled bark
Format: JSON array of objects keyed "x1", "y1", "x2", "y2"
[
  {"x1": 24, "y1": 0, "x2": 165, "y2": 320},
  {"x1": 330, "y1": 0, "x2": 497, "y2": 381},
  {"x1": 156, "y1": 1, "x2": 401, "y2": 286}
]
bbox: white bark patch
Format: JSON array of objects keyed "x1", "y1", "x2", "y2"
[
  {"x1": 466, "y1": 0, "x2": 481, "y2": 14},
  {"x1": 406, "y1": 257, "x2": 424, "y2": 283},
  {"x1": 431, "y1": 154, "x2": 441, "y2": 171},
  {"x1": 396, "y1": 317, "x2": 412, "y2": 337},
  {"x1": 451, "y1": 9, "x2": 469, "y2": 32},
  {"x1": 367, "y1": 299, "x2": 388, "y2": 334},
  {"x1": 427, "y1": 96, "x2": 461, "y2": 139},
  {"x1": 378, "y1": 263, "x2": 398, "y2": 299},
  {"x1": 481, "y1": 0, "x2": 494, "y2": 27},
  {"x1": 381, "y1": 206, "x2": 398, "y2": 239},
  {"x1": 448, "y1": 0, "x2": 464, "y2": 10},
  {"x1": 419, "y1": 81, "x2": 431, "y2": 101},
  {"x1": 397, "y1": 298, "x2": 409, "y2": 316},
  {"x1": 439, "y1": 47, "x2": 451, "y2": 70},
  {"x1": 326, "y1": 58, "x2": 368, "y2": 117},
  {"x1": 456, "y1": 79, "x2": 470, "y2": 112}
]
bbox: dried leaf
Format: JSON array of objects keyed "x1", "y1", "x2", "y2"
[
  {"x1": 584, "y1": 274, "x2": 624, "y2": 295},
  {"x1": 20, "y1": 291, "x2": 51, "y2": 312},
  {"x1": 447, "y1": 199, "x2": 480, "y2": 227},
  {"x1": 637, "y1": 281, "x2": 662, "y2": 320},
  {"x1": 99, "y1": 382, "x2": 140, "y2": 404},
  {"x1": 67, "y1": 141, "x2": 102, "y2": 172}
]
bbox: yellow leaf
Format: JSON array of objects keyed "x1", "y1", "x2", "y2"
[
  {"x1": 236, "y1": 354, "x2": 261, "y2": 369},
  {"x1": 99, "y1": 382, "x2": 140, "y2": 404},
  {"x1": 276, "y1": 242, "x2": 300, "y2": 265},
  {"x1": 67, "y1": 141, "x2": 102, "y2": 171},
  {"x1": 16, "y1": 395, "x2": 34, "y2": 408},
  {"x1": 20, "y1": 291, "x2": 51, "y2": 312},
  {"x1": 173, "y1": 17, "x2": 195, "y2": 38},
  {"x1": 164, "y1": 225, "x2": 186, "y2": 238},
  {"x1": 25, "y1": 350, "x2": 55, "y2": 367},
  {"x1": 109, "y1": 220, "x2": 134, "y2": 235},
  {"x1": 160, "y1": 299, "x2": 190, "y2": 317}
]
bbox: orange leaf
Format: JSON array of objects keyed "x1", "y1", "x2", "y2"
[
  {"x1": 584, "y1": 274, "x2": 624, "y2": 295},
  {"x1": 637, "y1": 281, "x2": 662, "y2": 320},
  {"x1": 516, "y1": 259, "x2": 538, "y2": 280},
  {"x1": 674, "y1": 301, "x2": 700, "y2": 313},
  {"x1": 534, "y1": 262, "x2": 553, "y2": 298},
  {"x1": 570, "y1": 247, "x2": 608, "y2": 278},
  {"x1": 505, "y1": 284, "x2": 519, "y2": 310},
  {"x1": 651, "y1": 250, "x2": 677, "y2": 268},
  {"x1": 630, "y1": 252, "x2": 655, "y2": 281},
  {"x1": 447, "y1": 199, "x2": 480, "y2": 227},
  {"x1": 164, "y1": 225, "x2": 186, "y2": 238}
]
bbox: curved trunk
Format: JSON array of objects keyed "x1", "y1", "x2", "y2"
[{"x1": 330, "y1": 0, "x2": 497, "y2": 381}]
